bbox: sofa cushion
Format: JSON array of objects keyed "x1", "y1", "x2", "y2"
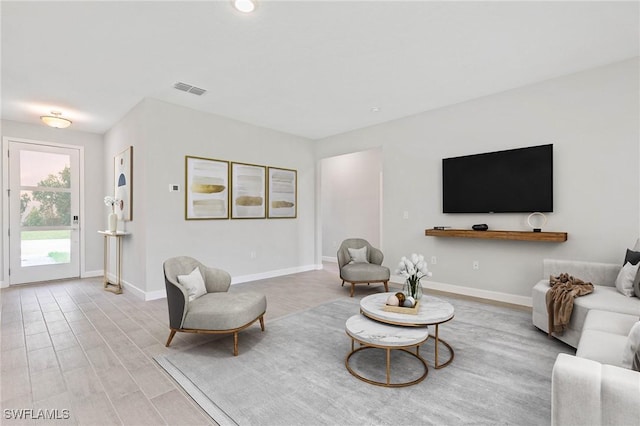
[
  {"x1": 177, "y1": 266, "x2": 207, "y2": 302},
  {"x1": 341, "y1": 263, "x2": 390, "y2": 282},
  {"x1": 624, "y1": 249, "x2": 640, "y2": 265},
  {"x1": 582, "y1": 310, "x2": 640, "y2": 336},
  {"x1": 622, "y1": 321, "x2": 640, "y2": 371},
  {"x1": 623, "y1": 249, "x2": 640, "y2": 298},
  {"x1": 347, "y1": 246, "x2": 369, "y2": 264},
  {"x1": 183, "y1": 291, "x2": 266, "y2": 330},
  {"x1": 577, "y1": 329, "x2": 628, "y2": 368},
  {"x1": 616, "y1": 258, "x2": 640, "y2": 297}
]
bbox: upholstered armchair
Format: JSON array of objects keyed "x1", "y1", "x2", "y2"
[
  {"x1": 163, "y1": 256, "x2": 267, "y2": 356},
  {"x1": 337, "y1": 238, "x2": 390, "y2": 297}
]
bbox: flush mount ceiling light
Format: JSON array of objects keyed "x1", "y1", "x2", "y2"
[
  {"x1": 232, "y1": 0, "x2": 256, "y2": 13},
  {"x1": 40, "y1": 111, "x2": 72, "y2": 129}
]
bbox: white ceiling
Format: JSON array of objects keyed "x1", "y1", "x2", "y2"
[{"x1": 2, "y1": 1, "x2": 639, "y2": 140}]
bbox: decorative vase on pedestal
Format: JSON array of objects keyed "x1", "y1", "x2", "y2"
[
  {"x1": 403, "y1": 279, "x2": 423, "y2": 300},
  {"x1": 108, "y1": 212, "x2": 118, "y2": 232}
]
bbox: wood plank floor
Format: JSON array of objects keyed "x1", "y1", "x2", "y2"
[
  {"x1": 0, "y1": 262, "x2": 392, "y2": 425},
  {"x1": 1, "y1": 262, "x2": 530, "y2": 425}
]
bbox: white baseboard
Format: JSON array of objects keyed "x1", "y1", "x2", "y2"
[
  {"x1": 231, "y1": 264, "x2": 323, "y2": 285},
  {"x1": 0, "y1": 280, "x2": 6, "y2": 289},
  {"x1": 105, "y1": 273, "x2": 148, "y2": 301},
  {"x1": 145, "y1": 289, "x2": 167, "y2": 301},
  {"x1": 322, "y1": 256, "x2": 337, "y2": 263},
  {"x1": 389, "y1": 274, "x2": 532, "y2": 307},
  {"x1": 82, "y1": 270, "x2": 103, "y2": 278}
]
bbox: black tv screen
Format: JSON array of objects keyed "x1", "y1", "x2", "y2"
[{"x1": 442, "y1": 144, "x2": 553, "y2": 213}]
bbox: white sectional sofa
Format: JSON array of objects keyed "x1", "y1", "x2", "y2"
[
  {"x1": 551, "y1": 310, "x2": 640, "y2": 426},
  {"x1": 532, "y1": 259, "x2": 640, "y2": 348},
  {"x1": 531, "y1": 258, "x2": 640, "y2": 426}
]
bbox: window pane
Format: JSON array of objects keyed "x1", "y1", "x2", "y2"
[
  {"x1": 20, "y1": 190, "x2": 71, "y2": 226},
  {"x1": 20, "y1": 151, "x2": 70, "y2": 188},
  {"x1": 20, "y1": 230, "x2": 71, "y2": 266}
]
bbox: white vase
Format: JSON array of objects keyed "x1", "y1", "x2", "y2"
[{"x1": 108, "y1": 213, "x2": 118, "y2": 232}]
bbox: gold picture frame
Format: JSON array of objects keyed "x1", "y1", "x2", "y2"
[
  {"x1": 185, "y1": 156, "x2": 230, "y2": 220},
  {"x1": 231, "y1": 162, "x2": 266, "y2": 219},
  {"x1": 267, "y1": 167, "x2": 297, "y2": 219}
]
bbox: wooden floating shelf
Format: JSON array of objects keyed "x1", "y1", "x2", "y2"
[{"x1": 425, "y1": 229, "x2": 567, "y2": 242}]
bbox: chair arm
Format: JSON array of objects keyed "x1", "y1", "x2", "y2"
[
  {"x1": 552, "y1": 353, "x2": 640, "y2": 426},
  {"x1": 164, "y1": 277, "x2": 189, "y2": 329},
  {"x1": 369, "y1": 246, "x2": 384, "y2": 265},
  {"x1": 543, "y1": 259, "x2": 620, "y2": 287},
  {"x1": 201, "y1": 266, "x2": 232, "y2": 293}
]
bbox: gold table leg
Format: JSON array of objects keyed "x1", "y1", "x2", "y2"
[{"x1": 433, "y1": 323, "x2": 454, "y2": 369}]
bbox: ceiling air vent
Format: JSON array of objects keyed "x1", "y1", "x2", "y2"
[{"x1": 173, "y1": 82, "x2": 207, "y2": 96}]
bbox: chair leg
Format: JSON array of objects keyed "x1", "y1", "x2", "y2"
[
  {"x1": 383, "y1": 281, "x2": 389, "y2": 292},
  {"x1": 165, "y1": 329, "x2": 177, "y2": 347},
  {"x1": 233, "y1": 332, "x2": 239, "y2": 356},
  {"x1": 341, "y1": 280, "x2": 345, "y2": 287},
  {"x1": 259, "y1": 315, "x2": 265, "y2": 331},
  {"x1": 350, "y1": 283, "x2": 355, "y2": 297}
]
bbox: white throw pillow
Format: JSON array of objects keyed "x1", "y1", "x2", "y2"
[
  {"x1": 177, "y1": 267, "x2": 207, "y2": 301},
  {"x1": 622, "y1": 321, "x2": 640, "y2": 370},
  {"x1": 347, "y1": 246, "x2": 369, "y2": 264},
  {"x1": 614, "y1": 261, "x2": 639, "y2": 297}
]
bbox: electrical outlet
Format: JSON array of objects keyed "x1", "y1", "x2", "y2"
[
  {"x1": 473, "y1": 260, "x2": 480, "y2": 270},
  {"x1": 403, "y1": 211, "x2": 409, "y2": 219},
  {"x1": 169, "y1": 184, "x2": 180, "y2": 192},
  {"x1": 431, "y1": 256, "x2": 437, "y2": 265},
  {"x1": 250, "y1": 251, "x2": 257, "y2": 259}
]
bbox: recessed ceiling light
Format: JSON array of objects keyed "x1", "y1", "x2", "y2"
[
  {"x1": 233, "y1": 0, "x2": 256, "y2": 13},
  {"x1": 40, "y1": 111, "x2": 72, "y2": 129}
]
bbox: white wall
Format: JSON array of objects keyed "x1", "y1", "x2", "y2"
[
  {"x1": 0, "y1": 119, "x2": 105, "y2": 284},
  {"x1": 321, "y1": 148, "x2": 382, "y2": 259},
  {"x1": 315, "y1": 58, "x2": 640, "y2": 304},
  {"x1": 103, "y1": 102, "x2": 149, "y2": 296},
  {"x1": 104, "y1": 99, "x2": 317, "y2": 298}
]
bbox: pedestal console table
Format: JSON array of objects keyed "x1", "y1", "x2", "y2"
[{"x1": 98, "y1": 231, "x2": 129, "y2": 294}]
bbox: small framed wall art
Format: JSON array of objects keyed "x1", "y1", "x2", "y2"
[
  {"x1": 231, "y1": 162, "x2": 266, "y2": 219},
  {"x1": 114, "y1": 146, "x2": 133, "y2": 221},
  {"x1": 267, "y1": 167, "x2": 297, "y2": 218},
  {"x1": 185, "y1": 156, "x2": 230, "y2": 220}
]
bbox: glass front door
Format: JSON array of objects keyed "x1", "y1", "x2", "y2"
[{"x1": 8, "y1": 141, "x2": 80, "y2": 284}]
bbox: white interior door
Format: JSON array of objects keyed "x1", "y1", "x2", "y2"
[{"x1": 8, "y1": 141, "x2": 80, "y2": 284}]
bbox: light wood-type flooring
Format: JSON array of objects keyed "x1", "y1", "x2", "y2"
[
  {"x1": 1, "y1": 262, "x2": 528, "y2": 425},
  {"x1": 0, "y1": 262, "x2": 390, "y2": 425}
]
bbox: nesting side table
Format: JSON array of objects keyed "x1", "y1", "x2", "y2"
[{"x1": 98, "y1": 231, "x2": 129, "y2": 294}]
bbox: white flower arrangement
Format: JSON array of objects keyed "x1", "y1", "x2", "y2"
[
  {"x1": 104, "y1": 196, "x2": 120, "y2": 212},
  {"x1": 397, "y1": 253, "x2": 432, "y2": 280},
  {"x1": 397, "y1": 253, "x2": 432, "y2": 298}
]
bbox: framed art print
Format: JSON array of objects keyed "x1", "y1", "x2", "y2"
[
  {"x1": 231, "y1": 162, "x2": 266, "y2": 219},
  {"x1": 114, "y1": 146, "x2": 133, "y2": 221},
  {"x1": 185, "y1": 156, "x2": 230, "y2": 220},
  {"x1": 267, "y1": 167, "x2": 297, "y2": 218}
]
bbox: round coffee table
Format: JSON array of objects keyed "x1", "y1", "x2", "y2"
[
  {"x1": 360, "y1": 292, "x2": 455, "y2": 369},
  {"x1": 345, "y1": 314, "x2": 429, "y2": 387}
]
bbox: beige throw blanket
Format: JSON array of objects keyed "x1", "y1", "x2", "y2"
[{"x1": 546, "y1": 273, "x2": 594, "y2": 336}]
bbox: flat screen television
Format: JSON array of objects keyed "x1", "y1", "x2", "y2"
[{"x1": 442, "y1": 144, "x2": 553, "y2": 213}]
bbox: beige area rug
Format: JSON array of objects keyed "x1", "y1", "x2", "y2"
[{"x1": 155, "y1": 296, "x2": 573, "y2": 425}]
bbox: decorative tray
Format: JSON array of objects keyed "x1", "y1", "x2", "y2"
[{"x1": 382, "y1": 301, "x2": 420, "y2": 315}]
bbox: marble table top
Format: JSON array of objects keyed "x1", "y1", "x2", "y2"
[
  {"x1": 360, "y1": 292, "x2": 455, "y2": 326},
  {"x1": 345, "y1": 314, "x2": 429, "y2": 347}
]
